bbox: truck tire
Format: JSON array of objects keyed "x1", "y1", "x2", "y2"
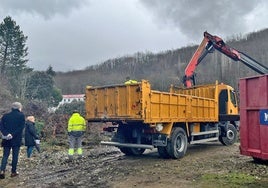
[
  {"x1": 167, "y1": 127, "x2": 188, "y2": 159},
  {"x1": 120, "y1": 147, "x2": 145, "y2": 156},
  {"x1": 113, "y1": 126, "x2": 132, "y2": 155},
  {"x1": 129, "y1": 148, "x2": 146, "y2": 155},
  {"x1": 157, "y1": 146, "x2": 171, "y2": 159},
  {"x1": 219, "y1": 123, "x2": 237, "y2": 146},
  {"x1": 119, "y1": 148, "x2": 132, "y2": 155},
  {"x1": 253, "y1": 157, "x2": 268, "y2": 164},
  {"x1": 119, "y1": 146, "x2": 145, "y2": 156}
]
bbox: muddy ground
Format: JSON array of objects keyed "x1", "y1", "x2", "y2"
[{"x1": 0, "y1": 128, "x2": 268, "y2": 188}]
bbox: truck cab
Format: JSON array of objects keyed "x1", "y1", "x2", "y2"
[{"x1": 218, "y1": 84, "x2": 239, "y2": 120}]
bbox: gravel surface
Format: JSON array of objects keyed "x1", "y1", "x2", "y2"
[{"x1": 0, "y1": 137, "x2": 267, "y2": 188}]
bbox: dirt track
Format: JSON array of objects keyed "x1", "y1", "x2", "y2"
[{"x1": 0, "y1": 140, "x2": 267, "y2": 188}]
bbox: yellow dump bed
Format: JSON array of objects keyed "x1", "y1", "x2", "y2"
[{"x1": 85, "y1": 80, "x2": 218, "y2": 123}]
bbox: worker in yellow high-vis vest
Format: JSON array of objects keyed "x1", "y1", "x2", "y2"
[
  {"x1": 67, "y1": 110, "x2": 86, "y2": 160},
  {"x1": 124, "y1": 76, "x2": 138, "y2": 84}
]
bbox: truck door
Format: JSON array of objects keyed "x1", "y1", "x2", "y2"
[
  {"x1": 219, "y1": 89, "x2": 238, "y2": 115},
  {"x1": 219, "y1": 89, "x2": 228, "y2": 114}
]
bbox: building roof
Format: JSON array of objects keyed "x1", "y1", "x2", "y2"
[{"x1": 62, "y1": 94, "x2": 85, "y2": 99}]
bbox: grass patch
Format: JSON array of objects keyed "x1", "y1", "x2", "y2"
[{"x1": 197, "y1": 172, "x2": 267, "y2": 188}]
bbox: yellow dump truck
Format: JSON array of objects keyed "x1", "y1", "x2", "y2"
[{"x1": 85, "y1": 80, "x2": 239, "y2": 159}]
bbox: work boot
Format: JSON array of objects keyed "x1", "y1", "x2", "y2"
[
  {"x1": 11, "y1": 172, "x2": 19, "y2": 178},
  {"x1": 0, "y1": 171, "x2": 5, "y2": 179},
  {"x1": 67, "y1": 155, "x2": 74, "y2": 162}
]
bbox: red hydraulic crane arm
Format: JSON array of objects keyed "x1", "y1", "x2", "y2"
[
  {"x1": 183, "y1": 31, "x2": 268, "y2": 87},
  {"x1": 203, "y1": 32, "x2": 241, "y2": 61},
  {"x1": 183, "y1": 37, "x2": 209, "y2": 87},
  {"x1": 204, "y1": 31, "x2": 268, "y2": 75}
]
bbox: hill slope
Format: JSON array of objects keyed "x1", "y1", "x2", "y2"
[{"x1": 55, "y1": 29, "x2": 268, "y2": 94}]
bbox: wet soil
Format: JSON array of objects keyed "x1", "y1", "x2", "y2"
[{"x1": 0, "y1": 134, "x2": 268, "y2": 188}]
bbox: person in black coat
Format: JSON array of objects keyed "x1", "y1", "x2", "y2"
[
  {"x1": 24, "y1": 116, "x2": 39, "y2": 158},
  {"x1": 0, "y1": 102, "x2": 25, "y2": 179}
]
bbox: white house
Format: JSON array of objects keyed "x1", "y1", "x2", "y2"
[
  {"x1": 48, "y1": 94, "x2": 85, "y2": 113},
  {"x1": 58, "y1": 94, "x2": 85, "y2": 106}
]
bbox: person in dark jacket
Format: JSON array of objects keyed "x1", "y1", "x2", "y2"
[
  {"x1": 24, "y1": 116, "x2": 39, "y2": 158},
  {"x1": 0, "y1": 102, "x2": 25, "y2": 179}
]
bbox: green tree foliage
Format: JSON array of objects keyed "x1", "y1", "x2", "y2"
[
  {"x1": 0, "y1": 16, "x2": 31, "y2": 98},
  {"x1": 55, "y1": 101, "x2": 85, "y2": 116},
  {"x1": 0, "y1": 16, "x2": 29, "y2": 75},
  {"x1": 26, "y1": 71, "x2": 62, "y2": 106},
  {"x1": 46, "y1": 65, "x2": 56, "y2": 77},
  {"x1": 45, "y1": 66, "x2": 61, "y2": 106},
  {"x1": 26, "y1": 71, "x2": 53, "y2": 100},
  {"x1": 35, "y1": 121, "x2": 45, "y2": 137},
  {"x1": 51, "y1": 87, "x2": 62, "y2": 106}
]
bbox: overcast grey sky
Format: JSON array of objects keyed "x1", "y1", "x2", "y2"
[{"x1": 0, "y1": 0, "x2": 267, "y2": 72}]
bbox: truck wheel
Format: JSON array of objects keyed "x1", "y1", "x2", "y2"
[
  {"x1": 119, "y1": 147, "x2": 145, "y2": 156},
  {"x1": 119, "y1": 148, "x2": 132, "y2": 155},
  {"x1": 253, "y1": 157, "x2": 268, "y2": 164},
  {"x1": 167, "y1": 127, "x2": 188, "y2": 159},
  {"x1": 157, "y1": 146, "x2": 171, "y2": 159},
  {"x1": 219, "y1": 124, "x2": 237, "y2": 146},
  {"x1": 130, "y1": 148, "x2": 145, "y2": 155},
  {"x1": 114, "y1": 126, "x2": 132, "y2": 155}
]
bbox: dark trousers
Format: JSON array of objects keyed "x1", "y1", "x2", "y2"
[
  {"x1": 0, "y1": 146, "x2": 20, "y2": 173},
  {"x1": 26, "y1": 146, "x2": 34, "y2": 158}
]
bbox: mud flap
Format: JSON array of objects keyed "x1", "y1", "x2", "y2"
[{"x1": 152, "y1": 134, "x2": 168, "y2": 146}]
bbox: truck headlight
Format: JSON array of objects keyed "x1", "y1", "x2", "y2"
[{"x1": 155, "y1": 123, "x2": 163, "y2": 132}]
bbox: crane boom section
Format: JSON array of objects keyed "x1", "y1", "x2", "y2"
[{"x1": 183, "y1": 31, "x2": 268, "y2": 87}]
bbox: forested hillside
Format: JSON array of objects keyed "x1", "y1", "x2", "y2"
[{"x1": 55, "y1": 29, "x2": 268, "y2": 94}]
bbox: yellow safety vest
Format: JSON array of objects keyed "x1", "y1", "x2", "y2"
[
  {"x1": 68, "y1": 113, "x2": 86, "y2": 132},
  {"x1": 124, "y1": 79, "x2": 138, "y2": 84}
]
